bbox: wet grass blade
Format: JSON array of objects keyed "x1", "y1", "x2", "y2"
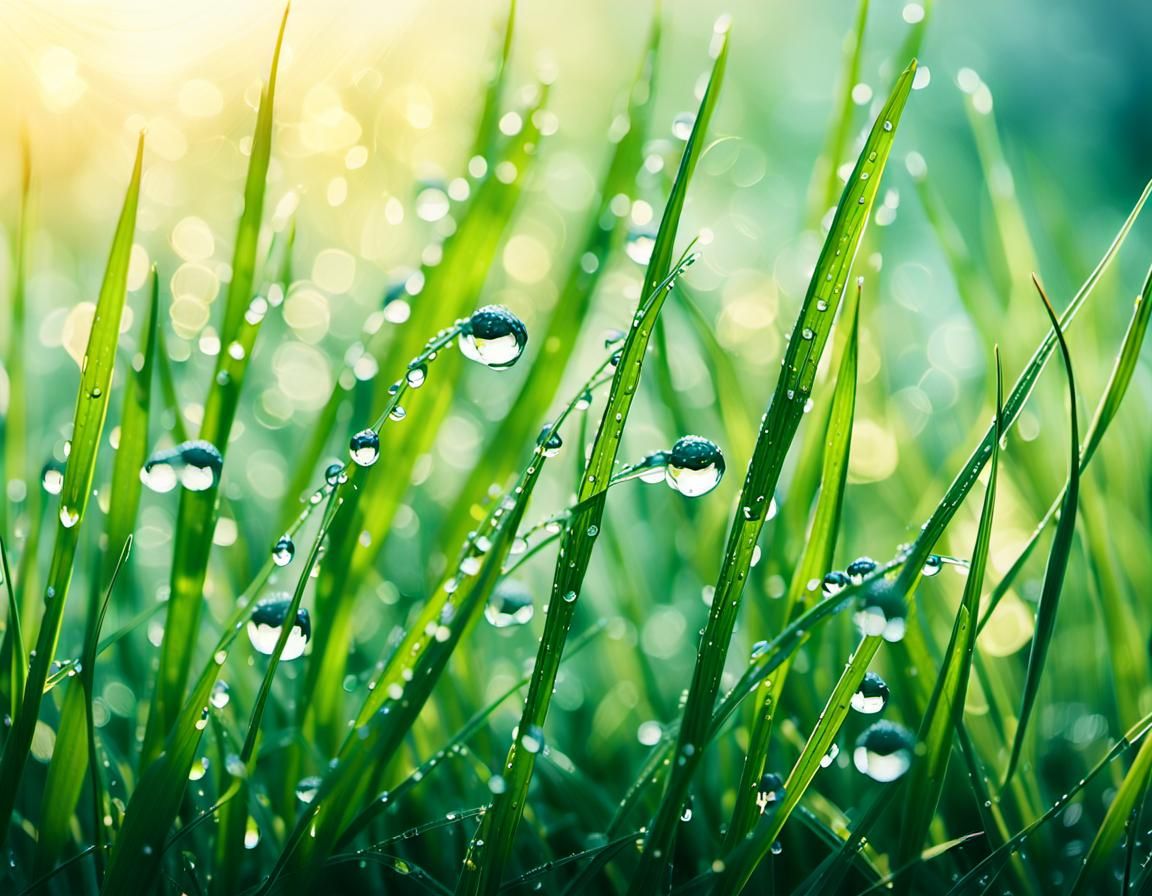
[
  {"x1": 725, "y1": 279, "x2": 862, "y2": 846},
  {"x1": 456, "y1": 28, "x2": 731, "y2": 896},
  {"x1": 0, "y1": 540, "x2": 23, "y2": 723},
  {"x1": 1003, "y1": 276, "x2": 1080, "y2": 784},
  {"x1": 898, "y1": 353, "x2": 1002, "y2": 869},
  {"x1": 0, "y1": 132, "x2": 143, "y2": 844},
  {"x1": 629, "y1": 60, "x2": 916, "y2": 890}
]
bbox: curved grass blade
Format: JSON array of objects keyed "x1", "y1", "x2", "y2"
[
  {"x1": 1003, "y1": 276, "x2": 1080, "y2": 784},
  {"x1": 898, "y1": 352, "x2": 1002, "y2": 870},
  {"x1": 725, "y1": 279, "x2": 862, "y2": 846},
  {"x1": 980, "y1": 261, "x2": 1152, "y2": 632},
  {"x1": 456, "y1": 26, "x2": 730, "y2": 895},
  {"x1": 629, "y1": 60, "x2": 916, "y2": 891},
  {"x1": 470, "y1": 0, "x2": 516, "y2": 159},
  {"x1": 0, "y1": 539, "x2": 23, "y2": 724},
  {"x1": 0, "y1": 132, "x2": 143, "y2": 845}
]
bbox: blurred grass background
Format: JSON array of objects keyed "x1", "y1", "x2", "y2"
[{"x1": 1, "y1": 0, "x2": 1151, "y2": 891}]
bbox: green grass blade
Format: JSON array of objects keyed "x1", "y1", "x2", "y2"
[
  {"x1": 469, "y1": 0, "x2": 516, "y2": 159},
  {"x1": 630, "y1": 60, "x2": 915, "y2": 889},
  {"x1": 898, "y1": 353, "x2": 1003, "y2": 868},
  {"x1": 3, "y1": 132, "x2": 30, "y2": 531},
  {"x1": 725, "y1": 279, "x2": 862, "y2": 846},
  {"x1": 154, "y1": 322, "x2": 190, "y2": 443},
  {"x1": 0, "y1": 132, "x2": 143, "y2": 845},
  {"x1": 0, "y1": 538, "x2": 23, "y2": 726},
  {"x1": 455, "y1": 26, "x2": 730, "y2": 894},
  {"x1": 1003, "y1": 276, "x2": 1081, "y2": 783}
]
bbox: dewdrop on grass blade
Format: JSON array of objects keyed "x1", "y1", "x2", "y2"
[
  {"x1": 854, "y1": 721, "x2": 915, "y2": 782},
  {"x1": 457, "y1": 305, "x2": 527, "y2": 369},
  {"x1": 140, "y1": 440, "x2": 224, "y2": 493},
  {"x1": 349, "y1": 429, "x2": 380, "y2": 467},
  {"x1": 822, "y1": 571, "x2": 851, "y2": 597},
  {"x1": 665, "y1": 435, "x2": 725, "y2": 497},
  {"x1": 247, "y1": 596, "x2": 312, "y2": 660},
  {"x1": 845, "y1": 556, "x2": 878, "y2": 584},
  {"x1": 271, "y1": 536, "x2": 295, "y2": 567},
  {"x1": 854, "y1": 579, "x2": 908, "y2": 642},
  {"x1": 851, "y1": 672, "x2": 890, "y2": 714},
  {"x1": 40, "y1": 459, "x2": 65, "y2": 495},
  {"x1": 485, "y1": 581, "x2": 534, "y2": 629}
]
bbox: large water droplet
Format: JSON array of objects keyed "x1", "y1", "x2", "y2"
[
  {"x1": 247, "y1": 596, "x2": 312, "y2": 660},
  {"x1": 295, "y1": 776, "x2": 322, "y2": 804},
  {"x1": 821, "y1": 571, "x2": 851, "y2": 598},
  {"x1": 845, "y1": 556, "x2": 877, "y2": 584},
  {"x1": 851, "y1": 671, "x2": 890, "y2": 714},
  {"x1": 921, "y1": 554, "x2": 943, "y2": 577},
  {"x1": 854, "y1": 721, "x2": 915, "y2": 782},
  {"x1": 141, "y1": 441, "x2": 224, "y2": 493},
  {"x1": 486, "y1": 581, "x2": 534, "y2": 629},
  {"x1": 325, "y1": 463, "x2": 347, "y2": 486},
  {"x1": 665, "y1": 436, "x2": 725, "y2": 497},
  {"x1": 349, "y1": 429, "x2": 380, "y2": 467},
  {"x1": 853, "y1": 581, "x2": 907, "y2": 643},
  {"x1": 756, "y1": 772, "x2": 784, "y2": 813},
  {"x1": 41, "y1": 459, "x2": 65, "y2": 495},
  {"x1": 272, "y1": 535, "x2": 295, "y2": 567},
  {"x1": 458, "y1": 306, "x2": 527, "y2": 370}
]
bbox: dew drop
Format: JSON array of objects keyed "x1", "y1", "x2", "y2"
[
  {"x1": 854, "y1": 721, "x2": 915, "y2": 781},
  {"x1": 247, "y1": 596, "x2": 312, "y2": 660},
  {"x1": 295, "y1": 776, "x2": 322, "y2": 804},
  {"x1": 272, "y1": 535, "x2": 295, "y2": 567},
  {"x1": 458, "y1": 306, "x2": 528, "y2": 369},
  {"x1": 851, "y1": 671, "x2": 890, "y2": 714},
  {"x1": 41, "y1": 459, "x2": 65, "y2": 496},
  {"x1": 349, "y1": 429, "x2": 380, "y2": 467},
  {"x1": 665, "y1": 435, "x2": 725, "y2": 497}
]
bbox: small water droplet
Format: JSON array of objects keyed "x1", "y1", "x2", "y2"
[
  {"x1": 41, "y1": 459, "x2": 65, "y2": 495},
  {"x1": 272, "y1": 535, "x2": 295, "y2": 567},
  {"x1": 406, "y1": 364, "x2": 427, "y2": 388},
  {"x1": 295, "y1": 776, "x2": 322, "y2": 804}
]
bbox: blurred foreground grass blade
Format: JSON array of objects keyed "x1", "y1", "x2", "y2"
[
  {"x1": 455, "y1": 31, "x2": 729, "y2": 896},
  {"x1": 725, "y1": 280, "x2": 861, "y2": 846},
  {"x1": 144, "y1": 11, "x2": 289, "y2": 761},
  {"x1": 629, "y1": 60, "x2": 915, "y2": 890},
  {"x1": 470, "y1": 0, "x2": 516, "y2": 159},
  {"x1": 1003, "y1": 276, "x2": 1080, "y2": 784},
  {"x1": 981, "y1": 262, "x2": 1152, "y2": 632},
  {"x1": 439, "y1": 12, "x2": 662, "y2": 555},
  {"x1": 717, "y1": 635, "x2": 884, "y2": 895},
  {"x1": 898, "y1": 354, "x2": 1002, "y2": 870},
  {"x1": 1070, "y1": 731, "x2": 1152, "y2": 894},
  {"x1": 0, "y1": 133, "x2": 143, "y2": 845},
  {"x1": 34, "y1": 274, "x2": 157, "y2": 874},
  {"x1": 3, "y1": 132, "x2": 30, "y2": 531}
]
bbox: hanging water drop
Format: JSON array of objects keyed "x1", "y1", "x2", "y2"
[
  {"x1": 41, "y1": 459, "x2": 65, "y2": 495},
  {"x1": 665, "y1": 436, "x2": 725, "y2": 497},
  {"x1": 853, "y1": 581, "x2": 907, "y2": 643},
  {"x1": 537, "y1": 425, "x2": 563, "y2": 458},
  {"x1": 921, "y1": 554, "x2": 943, "y2": 577},
  {"x1": 845, "y1": 556, "x2": 878, "y2": 584},
  {"x1": 141, "y1": 440, "x2": 224, "y2": 493},
  {"x1": 757, "y1": 772, "x2": 784, "y2": 813},
  {"x1": 349, "y1": 429, "x2": 380, "y2": 467},
  {"x1": 625, "y1": 228, "x2": 656, "y2": 266},
  {"x1": 406, "y1": 364, "x2": 427, "y2": 388},
  {"x1": 671, "y1": 111, "x2": 695, "y2": 140},
  {"x1": 389, "y1": 405, "x2": 407, "y2": 422},
  {"x1": 820, "y1": 742, "x2": 840, "y2": 768},
  {"x1": 295, "y1": 776, "x2": 323, "y2": 804},
  {"x1": 520, "y1": 725, "x2": 545, "y2": 754},
  {"x1": 272, "y1": 535, "x2": 295, "y2": 567},
  {"x1": 247, "y1": 596, "x2": 312, "y2": 661},
  {"x1": 59, "y1": 506, "x2": 80, "y2": 528},
  {"x1": 210, "y1": 680, "x2": 231, "y2": 709},
  {"x1": 458, "y1": 306, "x2": 528, "y2": 369},
  {"x1": 485, "y1": 581, "x2": 534, "y2": 628},
  {"x1": 854, "y1": 721, "x2": 915, "y2": 782},
  {"x1": 822, "y1": 571, "x2": 851, "y2": 597},
  {"x1": 851, "y1": 671, "x2": 890, "y2": 714},
  {"x1": 325, "y1": 463, "x2": 347, "y2": 486}
]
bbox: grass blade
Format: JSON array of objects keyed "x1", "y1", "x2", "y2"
[
  {"x1": 1003, "y1": 275, "x2": 1081, "y2": 783},
  {"x1": 456, "y1": 27, "x2": 731, "y2": 895},
  {"x1": 629, "y1": 60, "x2": 916, "y2": 890},
  {"x1": 0, "y1": 132, "x2": 143, "y2": 845},
  {"x1": 3, "y1": 131, "x2": 30, "y2": 531},
  {"x1": 898, "y1": 352, "x2": 1003, "y2": 868}
]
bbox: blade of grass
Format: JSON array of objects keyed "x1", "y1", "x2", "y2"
[
  {"x1": 629, "y1": 60, "x2": 916, "y2": 890},
  {"x1": 725, "y1": 278, "x2": 862, "y2": 846},
  {"x1": 0, "y1": 132, "x2": 143, "y2": 845},
  {"x1": 0, "y1": 539, "x2": 23, "y2": 724},
  {"x1": 1003, "y1": 275, "x2": 1080, "y2": 783},
  {"x1": 3, "y1": 130, "x2": 30, "y2": 531},
  {"x1": 898, "y1": 352, "x2": 1003, "y2": 871},
  {"x1": 456, "y1": 25, "x2": 730, "y2": 895},
  {"x1": 143, "y1": 5, "x2": 291, "y2": 755}
]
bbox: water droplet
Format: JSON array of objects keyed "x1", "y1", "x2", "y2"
[
  {"x1": 59, "y1": 506, "x2": 80, "y2": 528},
  {"x1": 671, "y1": 111, "x2": 695, "y2": 140},
  {"x1": 626, "y1": 228, "x2": 656, "y2": 266},
  {"x1": 537, "y1": 425, "x2": 563, "y2": 458},
  {"x1": 921, "y1": 554, "x2": 943, "y2": 577},
  {"x1": 41, "y1": 459, "x2": 65, "y2": 495},
  {"x1": 295, "y1": 776, "x2": 322, "y2": 804},
  {"x1": 757, "y1": 772, "x2": 784, "y2": 813},
  {"x1": 853, "y1": 581, "x2": 907, "y2": 643},
  {"x1": 821, "y1": 571, "x2": 851, "y2": 598},
  {"x1": 521, "y1": 725, "x2": 545, "y2": 753},
  {"x1": 459, "y1": 555, "x2": 482, "y2": 577},
  {"x1": 247, "y1": 595, "x2": 312, "y2": 660},
  {"x1": 665, "y1": 435, "x2": 725, "y2": 497},
  {"x1": 406, "y1": 364, "x2": 427, "y2": 388},
  {"x1": 575, "y1": 390, "x2": 593, "y2": 411},
  {"x1": 882, "y1": 119, "x2": 893, "y2": 132},
  {"x1": 141, "y1": 440, "x2": 224, "y2": 493},
  {"x1": 488, "y1": 775, "x2": 507, "y2": 794},
  {"x1": 210, "y1": 680, "x2": 231, "y2": 709},
  {"x1": 349, "y1": 429, "x2": 380, "y2": 467},
  {"x1": 272, "y1": 535, "x2": 295, "y2": 567},
  {"x1": 389, "y1": 405, "x2": 407, "y2": 422},
  {"x1": 485, "y1": 581, "x2": 534, "y2": 628},
  {"x1": 845, "y1": 556, "x2": 877, "y2": 584},
  {"x1": 820, "y1": 742, "x2": 840, "y2": 768},
  {"x1": 854, "y1": 721, "x2": 915, "y2": 781},
  {"x1": 851, "y1": 672, "x2": 890, "y2": 714},
  {"x1": 458, "y1": 305, "x2": 528, "y2": 369},
  {"x1": 562, "y1": 589, "x2": 577, "y2": 603},
  {"x1": 325, "y1": 463, "x2": 348, "y2": 486}
]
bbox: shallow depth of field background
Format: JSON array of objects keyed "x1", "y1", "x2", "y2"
[{"x1": 0, "y1": 0, "x2": 1151, "y2": 888}]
